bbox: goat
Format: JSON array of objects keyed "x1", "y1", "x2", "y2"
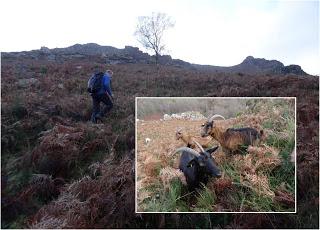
[
  {"x1": 173, "y1": 141, "x2": 221, "y2": 191},
  {"x1": 201, "y1": 114, "x2": 264, "y2": 154},
  {"x1": 175, "y1": 128, "x2": 212, "y2": 149}
]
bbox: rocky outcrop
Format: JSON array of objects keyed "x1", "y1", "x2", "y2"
[
  {"x1": 281, "y1": 65, "x2": 306, "y2": 75},
  {"x1": 163, "y1": 111, "x2": 206, "y2": 121},
  {"x1": 238, "y1": 56, "x2": 284, "y2": 73},
  {"x1": 51, "y1": 43, "x2": 120, "y2": 56},
  {"x1": 1, "y1": 44, "x2": 308, "y2": 75},
  {"x1": 235, "y1": 56, "x2": 307, "y2": 75},
  {"x1": 194, "y1": 56, "x2": 308, "y2": 75}
]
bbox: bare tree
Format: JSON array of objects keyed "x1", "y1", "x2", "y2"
[{"x1": 135, "y1": 12, "x2": 174, "y2": 64}]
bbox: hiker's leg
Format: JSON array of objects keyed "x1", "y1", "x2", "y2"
[
  {"x1": 91, "y1": 95, "x2": 101, "y2": 123},
  {"x1": 100, "y1": 94, "x2": 113, "y2": 117}
]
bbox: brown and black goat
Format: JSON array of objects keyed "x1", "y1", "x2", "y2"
[
  {"x1": 200, "y1": 114, "x2": 264, "y2": 154},
  {"x1": 175, "y1": 128, "x2": 212, "y2": 149}
]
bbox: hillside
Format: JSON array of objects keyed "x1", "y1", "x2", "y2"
[
  {"x1": 1, "y1": 47, "x2": 319, "y2": 228},
  {"x1": 2, "y1": 43, "x2": 310, "y2": 75}
]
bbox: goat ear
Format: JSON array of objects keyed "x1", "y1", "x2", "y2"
[{"x1": 206, "y1": 146, "x2": 219, "y2": 154}]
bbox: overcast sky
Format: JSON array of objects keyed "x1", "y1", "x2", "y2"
[{"x1": 1, "y1": 0, "x2": 319, "y2": 74}]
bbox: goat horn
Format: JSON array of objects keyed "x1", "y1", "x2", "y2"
[
  {"x1": 171, "y1": 147, "x2": 200, "y2": 157},
  {"x1": 193, "y1": 140, "x2": 205, "y2": 153},
  {"x1": 176, "y1": 128, "x2": 182, "y2": 133},
  {"x1": 208, "y1": 114, "x2": 225, "y2": 122}
]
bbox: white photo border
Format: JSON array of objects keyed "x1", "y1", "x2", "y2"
[{"x1": 135, "y1": 97, "x2": 297, "y2": 214}]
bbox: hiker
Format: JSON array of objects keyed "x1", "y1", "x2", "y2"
[{"x1": 88, "y1": 69, "x2": 114, "y2": 123}]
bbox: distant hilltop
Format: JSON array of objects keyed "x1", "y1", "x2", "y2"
[
  {"x1": 235, "y1": 56, "x2": 307, "y2": 75},
  {"x1": 2, "y1": 43, "x2": 308, "y2": 75},
  {"x1": 194, "y1": 55, "x2": 307, "y2": 75}
]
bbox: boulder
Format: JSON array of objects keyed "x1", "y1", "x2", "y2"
[
  {"x1": 281, "y1": 65, "x2": 307, "y2": 75},
  {"x1": 40, "y1": 46, "x2": 51, "y2": 54},
  {"x1": 163, "y1": 114, "x2": 172, "y2": 120}
]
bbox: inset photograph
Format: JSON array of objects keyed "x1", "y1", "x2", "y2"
[{"x1": 136, "y1": 97, "x2": 296, "y2": 213}]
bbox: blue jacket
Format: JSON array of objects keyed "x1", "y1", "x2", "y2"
[{"x1": 97, "y1": 73, "x2": 112, "y2": 96}]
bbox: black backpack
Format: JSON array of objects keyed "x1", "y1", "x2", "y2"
[{"x1": 87, "y1": 72, "x2": 104, "y2": 94}]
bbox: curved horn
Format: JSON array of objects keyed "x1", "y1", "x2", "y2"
[
  {"x1": 193, "y1": 140, "x2": 205, "y2": 153},
  {"x1": 208, "y1": 114, "x2": 225, "y2": 123},
  {"x1": 175, "y1": 128, "x2": 183, "y2": 140},
  {"x1": 171, "y1": 147, "x2": 200, "y2": 157},
  {"x1": 176, "y1": 127, "x2": 183, "y2": 134}
]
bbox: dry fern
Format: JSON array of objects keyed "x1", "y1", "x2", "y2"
[{"x1": 159, "y1": 167, "x2": 186, "y2": 191}]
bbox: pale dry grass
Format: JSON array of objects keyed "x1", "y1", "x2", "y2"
[
  {"x1": 159, "y1": 167, "x2": 186, "y2": 191},
  {"x1": 247, "y1": 145, "x2": 281, "y2": 172},
  {"x1": 144, "y1": 156, "x2": 161, "y2": 177},
  {"x1": 227, "y1": 144, "x2": 281, "y2": 197},
  {"x1": 137, "y1": 120, "x2": 204, "y2": 207},
  {"x1": 241, "y1": 173, "x2": 275, "y2": 197},
  {"x1": 137, "y1": 112, "x2": 287, "y2": 210}
]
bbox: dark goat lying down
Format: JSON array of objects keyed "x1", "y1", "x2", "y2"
[{"x1": 173, "y1": 141, "x2": 221, "y2": 191}]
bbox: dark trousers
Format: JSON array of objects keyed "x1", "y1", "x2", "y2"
[{"x1": 91, "y1": 93, "x2": 113, "y2": 123}]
